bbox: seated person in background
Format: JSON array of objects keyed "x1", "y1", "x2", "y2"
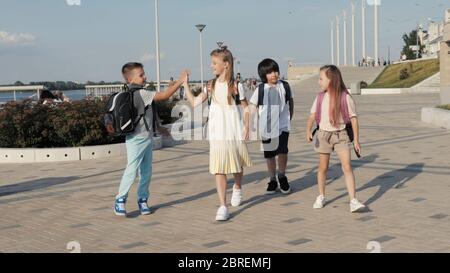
[
  {"x1": 40, "y1": 90, "x2": 58, "y2": 105},
  {"x1": 53, "y1": 90, "x2": 70, "y2": 103}
]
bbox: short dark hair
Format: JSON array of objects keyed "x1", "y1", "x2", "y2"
[
  {"x1": 258, "y1": 59, "x2": 280, "y2": 83},
  {"x1": 122, "y1": 62, "x2": 144, "y2": 75},
  {"x1": 40, "y1": 90, "x2": 56, "y2": 100}
]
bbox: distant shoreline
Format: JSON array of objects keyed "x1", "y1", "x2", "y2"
[{"x1": 0, "y1": 89, "x2": 86, "y2": 103}]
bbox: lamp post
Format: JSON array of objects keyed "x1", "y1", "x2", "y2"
[
  {"x1": 236, "y1": 58, "x2": 241, "y2": 74},
  {"x1": 374, "y1": 0, "x2": 379, "y2": 66},
  {"x1": 361, "y1": 0, "x2": 366, "y2": 60},
  {"x1": 336, "y1": 15, "x2": 340, "y2": 66},
  {"x1": 331, "y1": 19, "x2": 335, "y2": 65},
  {"x1": 343, "y1": 10, "x2": 348, "y2": 66},
  {"x1": 351, "y1": 0, "x2": 356, "y2": 66},
  {"x1": 154, "y1": 0, "x2": 161, "y2": 92},
  {"x1": 195, "y1": 24, "x2": 206, "y2": 90}
]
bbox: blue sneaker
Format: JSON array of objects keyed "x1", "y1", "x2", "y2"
[
  {"x1": 114, "y1": 198, "x2": 127, "y2": 216},
  {"x1": 138, "y1": 199, "x2": 152, "y2": 215}
]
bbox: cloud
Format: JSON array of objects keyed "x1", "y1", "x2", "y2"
[
  {"x1": 0, "y1": 31, "x2": 36, "y2": 45},
  {"x1": 66, "y1": 0, "x2": 81, "y2": 6},
  {"x1": 140, "y1": 52, "x2": 165, "y2": 62}
]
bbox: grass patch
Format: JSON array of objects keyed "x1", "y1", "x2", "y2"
[{"x1": 368, "y1": 59, "x2": 440, "y2": 88}]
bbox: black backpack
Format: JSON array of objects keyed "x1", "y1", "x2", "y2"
[
  {"x1": 257, "y1": 80, "x2": 292, "y2": 106},
  {"x1": 233, "y1": 82, "x2": 242, "y2": 105},
  {"x1": 104, "y1": 84, "x2": 158, "y2": 137}
]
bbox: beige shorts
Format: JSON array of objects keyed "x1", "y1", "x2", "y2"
[{"x1": 314, "y1": 129, "x2": 352, "y2": 154}]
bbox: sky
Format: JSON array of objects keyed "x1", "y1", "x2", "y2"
[{"x1": 0, "y1": 0, "x2": 448, "y2": 84}]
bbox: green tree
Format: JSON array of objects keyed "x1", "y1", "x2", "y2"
[{"x1": 401, "y1": 29, "x2": 425, "y2": 60}]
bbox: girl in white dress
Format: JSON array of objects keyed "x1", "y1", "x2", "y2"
[{"x1": 183, "y1": 47, "x2": 252, "y2": 221}]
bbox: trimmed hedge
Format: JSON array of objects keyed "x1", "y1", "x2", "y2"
[
  {"x1": 438, "y1": 105, "x2": 450, "y2": 111},
  {"x1": 0, "y1": 98, "x2": 179, "y2": 148},
  {"x1": 0, "y1": 99, "x2": 125, "y2": 148}
]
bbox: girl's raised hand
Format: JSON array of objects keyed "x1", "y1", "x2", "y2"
[
  {"x1": 179, "y1": 70, "x2": 190, "y2": 84},
  {"x1": 207, "y1": 81, "x2": 213, "y2": 92}
]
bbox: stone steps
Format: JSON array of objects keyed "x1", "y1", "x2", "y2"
[{"x1": 411, "y1": 72, "x2": 441, "y2": 93}]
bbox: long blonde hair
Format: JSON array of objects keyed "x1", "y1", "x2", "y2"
[
  {"x1": 210, "y1": 46, "x2": 236, "y2": 105},
  {"x1": 320, "y1": 65, "x2": 348, "y2": 128}
]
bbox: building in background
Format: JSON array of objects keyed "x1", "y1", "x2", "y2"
[{"x1": 421, "y1": 10, "x2": 450, "y2": 58}]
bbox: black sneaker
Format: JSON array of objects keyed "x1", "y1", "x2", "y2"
[
  {"x1": 265, "y1": 179, "x2": 278, "y2": 195},
  {"x1": 278, "y1": 174, "x2": 291, "y2": 194}
]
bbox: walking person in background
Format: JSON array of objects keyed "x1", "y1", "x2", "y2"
[
  {"x1": 54, "y1": 90, "x2": 71, "y2": 103},
  {"x1": 40, "y1": 90, "x2": 58, "y2": 105}
]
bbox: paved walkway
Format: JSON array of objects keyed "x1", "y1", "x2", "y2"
[{"x1": 1, "y1": 79, "x2": 449, "y2": 253}]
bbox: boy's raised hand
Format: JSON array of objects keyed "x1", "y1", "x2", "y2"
[{"x1": 178, "y1": 70, "x2": 190, "y2": 84}]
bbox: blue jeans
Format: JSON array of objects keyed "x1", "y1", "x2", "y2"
[{"x1": 116, "y1": 135, "x2": 153, "y2": 201}]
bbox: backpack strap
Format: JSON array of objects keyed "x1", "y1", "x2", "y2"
[
  {"x1": 128, "y1": 85, "x2": 154, "y2": 134},
  {"x1": 341, "y1": 90, "x2": 351, "y2": 124},
  {"x1": 257, "y1": 83, "x2": 265, "y2": 107},
  {"x1": 315, "y1": 92, "x2": 326, "y2": 125},
  {"x1": 234, "y1": 94, "x2": 240, "y2": 105},
  {"x1": 128, "y1": 87, "x2": 142, "y2": 128},
  {"x1": 280, "y1": 80, "x2": 292, "y2": 103},
  {"x1": 315, "y1": 91, "x2": 351, "y2": 126},
  {"x1": 151, "y1": 103, "x2": 158, "y2": 136},
  {"x1": 234, "y1": 81, "x2": 241, "y2": 105},
  {"x1": 207, "y1": 81, "x2": 213, "y2": 106}
]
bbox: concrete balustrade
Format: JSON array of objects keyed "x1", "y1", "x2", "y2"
[{"x1": 0, "y1": 136, "x2": 167, "y2": 164}]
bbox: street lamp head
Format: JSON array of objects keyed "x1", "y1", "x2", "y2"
[
  {"x1": 196, "y1": 24, "x2": 206, "y2": 32},
  {"x1": 217, "y1": 41, "x2": 224, "y2": 48}
]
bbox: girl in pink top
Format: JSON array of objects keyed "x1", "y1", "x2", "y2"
[{"x1": 306, "y1": 65, "x2": 366, "y2": 213}]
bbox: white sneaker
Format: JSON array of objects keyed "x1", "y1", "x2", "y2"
[
  {"x1": 215, "y1": 206, "x2": 229, "y2": 221},
  {"x1": 350, "y1": 199, "x2": 366, "y2": 213},
  {"x1": 230, "y1": 186, "x2": 242, "y2": 207},
  {"x1": 313, "y1": 195, "x2": 326, "y2": 209}
]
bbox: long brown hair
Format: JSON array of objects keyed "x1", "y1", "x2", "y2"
[
  {"x1": 210, "y1": 46, "x2": 236, "y2": 105},
  {"x1": 320, "y1": 65, "x2": 348, "y2": 128}
]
